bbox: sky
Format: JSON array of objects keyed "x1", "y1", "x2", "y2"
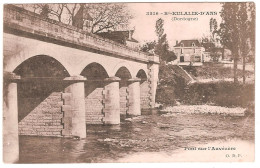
[{"x1": 127, "y1": 3, "x2": 222, "y2": 48}]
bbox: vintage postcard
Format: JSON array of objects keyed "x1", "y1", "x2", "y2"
[{"x1": 2, "y1": 1, "x2": 255, "y2": 164}]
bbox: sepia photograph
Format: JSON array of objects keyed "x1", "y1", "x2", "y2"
[{"x1": 2, "y1": 1, "x2": 256, "y2": 164}]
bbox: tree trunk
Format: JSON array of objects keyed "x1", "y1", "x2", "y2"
[
  {"x1": 242, "y1": 53, "x2": 246, "y2": 84},
  {"x1": 222, "y1": 46, "x2": 225, "y2": 60},
  {"x1": 233, "y1": 52, "x2": 238, "y2": 84}
]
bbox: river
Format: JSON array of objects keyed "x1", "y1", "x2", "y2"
[{"x1": 18, "y1": 110, "x2": 254, "y2": 163}]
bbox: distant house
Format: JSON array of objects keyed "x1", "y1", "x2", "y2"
[
  {"x1": 173, "y1": 40, "x2": 204, "y2": 66},
  {"x1": 97, "y1": 30, "x2": 139, "y2": 49}
]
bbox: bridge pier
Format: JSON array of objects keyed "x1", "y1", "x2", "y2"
[
  {"x1": 127, "y1": 78, "x2": 141, "y2": 116},
  {"x1": 3, "y1": 72, "x2": 20, "y2": 163},
  {"x1": 148, "y1": 62, "x2": 159, "y2": 108},
  {"x1": 103, "y1": 77, "x2": 121, "y2": 124},
  {"x1": 62, "y1": 76, "x2": 86, "y2": 138}
]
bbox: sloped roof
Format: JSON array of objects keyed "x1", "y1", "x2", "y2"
[{"x1": 174, "y1": 40, "x2": 201, "y2": 47}]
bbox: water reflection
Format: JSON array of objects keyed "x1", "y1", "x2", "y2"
[{"x1": 18, "y1": 110, "x2": 254, "y2": 163}]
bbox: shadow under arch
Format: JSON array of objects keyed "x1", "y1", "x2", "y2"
[
  {"x1": 115, "y1": 66, "x2": 132, "y2": 117},
  {"x1": 13, "y1": 55, "x2": 70, "y2": 78},
  {"x1": 14, "y1": 55, "x2": 70, "y2": 123},
  {"x1": 80, "y1": 62, "x2": 109, "y2": 80},
  {"x1": 136, "y1": 69, "x2": 148, "y2": 83},
  {"x1": 80, "y1": 62, "x2": 110, "y2": 124},
  {"x1": 136, "y1": 69, "x2": 150, "y2": 110},
  {"x1": 115, "y1": 66, "x2": 132, "y2": 80}
]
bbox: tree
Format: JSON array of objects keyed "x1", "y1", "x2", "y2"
[
  {"x1": 155, "y1": 18, "x2": 164, "y2": 40},
  {"x1": 152, "y1": 18, "x2": 176, "y2": 63},
  {"x1": 218, "y1": 3, "x2": 252, "y2": 84},
  {"x1": 238, "y1": 3, "x2": 250, "y2": 84},
  {"x1": 218, "y1": 2, "x2": 255, "y2": 84},
  {"x1": 18, "y1": 3, "x2": 132, "y2": 34},
  {"x1": 209, "y1": 18, "x2": 218, "y2": 38},
  {"x1": 86, "y1": 3, "x2": 132, "y2": 33},
  {"x1": 247, "y1": 3, "x2": 255, "y2": 67},
  {"x1": 49, "y1": 4, "x2": 66, "y2": 22}
]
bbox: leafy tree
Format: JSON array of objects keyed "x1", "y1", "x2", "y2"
[
  {"x1": 155, "y1": 18, "x2": 164, "y2": 40},
  {"x1": 248, "y1": 3, "x2": 255, "y2": 61},
  {"x1": 218, "y1": 2, "x2": 254, "y2": 84},
  {"x1": 154, "y1": 18, "x2": 176, "y2": 63},
  {"x1": 209, "y1": 18, "x2": 218, "y2": 38}
]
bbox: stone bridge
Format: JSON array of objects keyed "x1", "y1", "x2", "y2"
[{"x1": 3, "y1": 5, "x2": 159, "y2": 163}]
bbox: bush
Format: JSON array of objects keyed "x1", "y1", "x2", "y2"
[
  {"x1": 156, "y1": 63, "x2": 254, "y2": 108},
  {"x1": 156, "y1": 64, "x2": 190, "y2": 105},
  {"x1": 181, "y1": 82, "x2": 254, "y2": 107}
]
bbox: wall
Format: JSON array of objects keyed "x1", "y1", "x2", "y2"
[
  {"x1": 85, "y1": 82, "x2": 104, "y2": 124},
  {"x1": 174, "y1": 48, "x2": 203, "y2": 62},
  {"x1": 18, "y1": 82, "x2": 64, "y2": 137}
]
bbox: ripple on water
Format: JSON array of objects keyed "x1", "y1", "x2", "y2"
[{"x1": 18, "y1": 110, "x2": 254, "y2": 163}]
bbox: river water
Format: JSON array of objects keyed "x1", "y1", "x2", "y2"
[{"x1": 18, "y1": 110, "x2": 254, "y2": 163}]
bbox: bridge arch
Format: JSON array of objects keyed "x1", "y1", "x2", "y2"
[
  {"x1": 111, "y1": 62, "x2": 135, "y2": 78},
  {"x1": 80, "y1": 62, "x2": 109, "y2": 124},
  {"x1": 115, "y1": 66, "x2": 132, "y2": 80},
  {"x1": 13, "y1": 55, "x2": 70, "y2": 137},
  {"x1": 13, "y1": 55, "x2": 70, "y2": 78},
  {"x1": 80, "y1": 62, "x2": 109, "y2": 80},
  {"x1": 4, "y1": 43, "x2": 73, "y2": 76},
  {"x1": 114, "y1": 66, "x2": 132, "y2": 116},
  {"x1": 136, "y1": 69, "x2": 148, "y2": 80}
]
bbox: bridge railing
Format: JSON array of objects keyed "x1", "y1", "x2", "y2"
[{"x1": 4, "y1": 5, "x2": 157, "y2": 62}]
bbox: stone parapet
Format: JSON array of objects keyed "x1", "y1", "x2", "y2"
[{"x1": 4, "y1": 5, "x2": 150, "y2": 63}]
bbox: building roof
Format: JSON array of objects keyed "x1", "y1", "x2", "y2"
[
  {"x1": 97, "y1": 30, "x2": 138, "y2": 45},
  {"x1": 174, "y1": 40, "x2": 201, "y2": 47}
]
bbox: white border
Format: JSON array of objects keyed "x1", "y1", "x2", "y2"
[{"x1": 0, "y1": 1, "x2": 259, "y2": 168}]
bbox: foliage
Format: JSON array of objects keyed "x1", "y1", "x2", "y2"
[
  {"x1": 217, "y1": 2, "x2": 255, "y2": 83},
  {"x1": 155, "y1": 18, "x2": 164, "y2": 40},
  {"x1": 156, "y1": 64, "x2": 254, "y2": 108},
  {"x1": 181, "y1": 82, "x2": 254, "y2": 108},
  {"x1": 209, "y1": 18, "x2": 218, "y2": 39},
  {"x1": 156, "y1": 64, "x2": 191, "y2": 105},
  {"x1": 140, "y1": 18, "x2": 177, "y2": 63}
]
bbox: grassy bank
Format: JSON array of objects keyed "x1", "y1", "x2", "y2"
[{"x1": 182, "y1": 62, "x2": 254, "y2": 79}]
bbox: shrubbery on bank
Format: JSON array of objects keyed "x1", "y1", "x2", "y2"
[{"x1": 156, "y1": 64, "x2": 255, "y2": 109}]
